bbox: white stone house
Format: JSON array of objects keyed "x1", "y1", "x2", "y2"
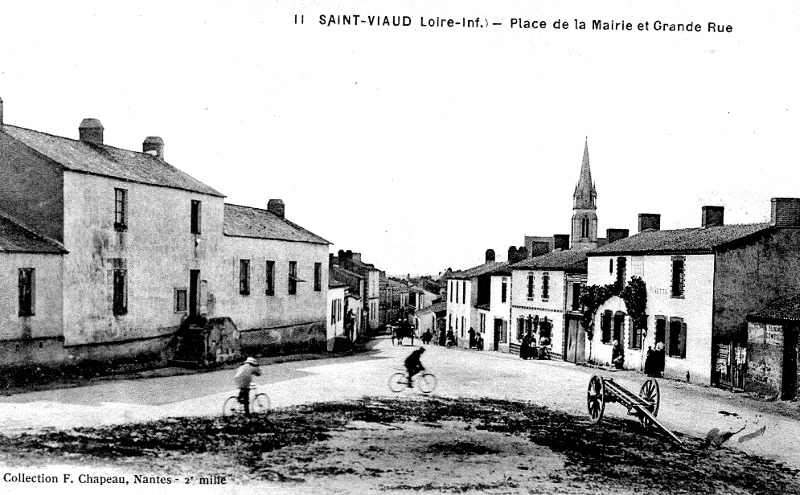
[
  {"x1": 586, "y1": 201, "x2": 800, "y2": 386},
  {"x1": 510, "y1": 249, "x2": 587, "y2": 360}
]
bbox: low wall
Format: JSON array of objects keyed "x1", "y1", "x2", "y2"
[{"x1": 240, "y1": 320, "x2": 326, "y2": 356}]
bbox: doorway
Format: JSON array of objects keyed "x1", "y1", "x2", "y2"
[
  {"x1": 783, "y1": 327, "x2": 798, "y2": 400},
  {"x1": 565, "y1": 316, "x2": 585, "y2": 363},
  {"x1": 189, "y1": 270, "x2": 200, "y2": 319}
]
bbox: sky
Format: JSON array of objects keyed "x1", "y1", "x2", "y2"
[{"x1": 0, "y1": 1, "x2": 798, "y2": 276}]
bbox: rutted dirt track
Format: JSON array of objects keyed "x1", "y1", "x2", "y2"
[{"x1": 1, "y1": 397, "x2": 797, "y2": 494}]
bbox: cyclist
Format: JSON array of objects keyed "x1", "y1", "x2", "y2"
[
  {"x1": 404, "y1": 347, "x2": 426, "y2": 388},
  {"x1": 234, "y1": 356, "x2": 261, "y2": 416}
]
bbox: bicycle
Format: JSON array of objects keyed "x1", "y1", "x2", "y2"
[
  {"x1": 222, "y1": 386, "x2": 270, "y2": 416},
  {"x1": 388, "y1": 369, "x2": 438, "y2": 394}
]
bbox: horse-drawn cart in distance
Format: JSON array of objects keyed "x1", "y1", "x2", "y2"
[{"x1": 587, "y1": 375, "x2": 682, "y2": 444}]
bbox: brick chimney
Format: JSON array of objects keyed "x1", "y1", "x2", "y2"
[
  {"x1": 771, "y1": 198, "x2": 800, "y2": 228},
  {"x1": 485, "y1": 249, "x2": 495, "y2": 263},
  {"x1": 79, "y1": 118, "x2": 104, "y2": 144},
  {"x1": 267, "y1": 199, "x2": 285, "y2": 218},
  {"x1": 142, "y1": 136, "x2": 164, "y2": 159},
  {"x1": 638, "y1": 213, "x2": 661, "y2": 233},
  {"x1": 701, "y1": 206, "x2": 724, "y2": 228},
  {"x1": 606, "y1": 228, "x2": 630, "y2": 244},
  {"x1": 553, "y1": 235, "x2": 570, "y2": 251}
]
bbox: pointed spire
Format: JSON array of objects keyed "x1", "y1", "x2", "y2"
[{"x1": 573, "y1": 138, "x2": 597, "y2": 209}]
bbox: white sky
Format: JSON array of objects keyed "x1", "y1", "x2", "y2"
[{"x1": 1, "y1": 0, "x2": 798, "y2": 276}]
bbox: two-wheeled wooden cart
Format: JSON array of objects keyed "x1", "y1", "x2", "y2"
[{"x1": 586, "y1": 375, "x2": 682, "y2": 444}]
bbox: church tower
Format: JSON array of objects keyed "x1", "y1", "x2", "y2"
[{"x1": 571, "y1": 138, "x2": 598, "y2": 250}]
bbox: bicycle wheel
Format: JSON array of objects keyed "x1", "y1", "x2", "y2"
[
  {"x1": 222, "y1": 396, "x2": 241, "y2": 416},
  {"x1": 388, "y1": 372, "x2": 407, "y2": 393},
  {"x1": 251, "y1": 393, "x2": 271, "y2": 414},
  {"x1": 417, "y1": 373, "x2": 437, "y2": 394}
]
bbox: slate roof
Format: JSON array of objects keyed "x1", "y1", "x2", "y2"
[
  {"x1": 0, "y1": 212, "x2": 66, "y2": 254},
  {"x1": 450, "y1": 261, "x2": 511, "y2": 279},
  {"x1": 3, "y1": 125, "x2": 223, "y2": 197},
  {"x1": 511, "y1": 250, "x2": 587, "y2": 272},
  {"x1": 586, "y1": 223, "x2": 771, "y2": 256},
  {"x1": 747, "y1": 294, "x2": 800, "y2": 323},
  {"x1": 415, "y1": 301, "x2": 447, "y2": 316},
  {"x1": 223, "y1": 204, "x2": 330, "y2": 244},
  {"x1": 329, "y1": 277, "x2": 350, "y2": 289}
]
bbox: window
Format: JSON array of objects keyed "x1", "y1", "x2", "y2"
[
  {"x1": 613, "y1": 311, "x2": 625, "y2": 343},
  {"x1": 449, "y1": 281, "x2": 453, "y2": 303},
  {"x1": 517, "y1": 317, "x2": 525, "y2": 340},
  {"x1": 581, "y1": 217, "x2": 589, "y2": 238},
  {"x1": 455, "y1": 281, "x2": 459, "y2": 303},
  {"x1": 671, "y1": 257, "x2": 685, "y2": 298},
  {"x1": 609, "y1": 259, "x2": 613, "y2": 274},
  {"x1": 288, "y1": 261, "x2": 297, "y2": 295},
  {"x1": 542, "y1": 273, "x2": 550, "y2": 300},
  {"x1": 331, "y1": 300, "x2": 337, "y2": 325},
  {"x1": 480, "y1": 313, "x2": 486, "y2": 332},
  {"x1": 667, "y1": 317, "x2": 687, "y2": 358},
  {"x1": 111, "y1": 259, "x2": 127, "y2": 315},
  {"x1": 18, "y1": 268, "x2": 35, "y2": 317},
  {"x1": 239, "y1": 260, "x2": 250, "y2": 295},
  {"x1": 527, "y1": 273, "x2": 534, "y2": 299},
  {"x1": 500, "y1": 320, "x2": 508, "y2": 343},
  {"x1": 191, "y1": 200, "x2": 202, "y2": 234},
  {"x1": 628, "y1": 315, "x2": 644, "y2": 350},
  {"x1": 314, "y1": 262, "x2": 322, "y2": 291},
  {"x1": 461, "y1": 316, "x2": 465, "y2": 337},
  {"x1": 449, "y1": 313, "x2": 452, "y2": 329},
  {"x1": 114, "y1": 188, "x2": 127, "y2": 230},
  {"x1": 265, "y1": 260, "x2": 275, "y2": 295},
  {"x1": 615, "y1": 257, "x2": 627, "y2": 290},
  {"x1": 571, "y1": 283, "x2": 582, "y2": 311},
  {"x1": 601, "y1": 310, "x2": 612, "y2": 344},
  {"x1": 175, "y1": 288, "x2": 187, "y2": 313},
  {"x1": 501, "y1": 278, "x2": 507, "y2": 303},
  {"x1": 462, "y1": 281, "x2": 466, "y2": 304}
]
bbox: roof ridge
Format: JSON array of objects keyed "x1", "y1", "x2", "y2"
[{"x1": 0, "y1": 208, "x2": 67, "y2": 252}]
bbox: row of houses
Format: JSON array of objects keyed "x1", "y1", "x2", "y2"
[
  {"x1": 0, "y1": 97, "x2": 387, "y2": 373},
  {"x1": 435, "y1": 139, "x2": 800, "y2": 400}
]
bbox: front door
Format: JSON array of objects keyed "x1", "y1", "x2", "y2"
[
  {"x1": 189, "y1": 269, "x2": 200, "y2": 319},
  {"x1": 565, "y1": 316, "x2": 586, "y2": 364},
  {"x1": 783, "y1": 327, "x2": 798, "y2": 400},
  {"x1": 493, "y1": 319, "x2": 502, "y2": 351}
]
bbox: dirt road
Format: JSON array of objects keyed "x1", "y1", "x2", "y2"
[{"x1": 0, "y1": 336, "x2": 797, "y2": 468}]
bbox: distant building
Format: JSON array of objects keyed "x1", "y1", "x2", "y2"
[
  {"x1": 571, "y1": 139, "x2": 599, "y2": 250},
  {"x1": 336, "y1": 250, "x2": 381, "y2": 331},
  {"x1": 746, "y1": 294, "x2": 800, "y2": 400}
]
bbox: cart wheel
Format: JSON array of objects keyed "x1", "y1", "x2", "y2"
[
  {"x1": 638, "y1": 379, "x2": 660, "y2": 428},
  {"x1": 587, "y1": 375, "x2": 606, "y2": 425}
]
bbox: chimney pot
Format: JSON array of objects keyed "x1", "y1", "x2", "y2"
[
  {"x1": 606, "y1": 228, "x2": 630, "y2": 244},
  {"x1": 79, "y1": 118, "x2": 104, "y2": 144},
  {"x1": 142, "y1": 136, "x2": 164, "y2": 159},
  {"x1": 267, "y1": 199, "x2": 285, "y2": 218},
  {"x1": 485, "y1": 249, "x2": 495, "y2": 263},
  {"x1": 771, "y1": 198, "x2": 800, "y2": 228},
  {"x1": 638, "y1": 213, "x2": 661, "y2": 233}
]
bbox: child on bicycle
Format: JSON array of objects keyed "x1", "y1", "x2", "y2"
[
  {"x1": 404, "y1": 347, "x2": 426, "y2": 388},
  {"x1": 234, "y1": 357, "x2": 261, "y2": 416}
]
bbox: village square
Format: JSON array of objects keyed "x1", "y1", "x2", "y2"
[{"x1": 0, "y1": 95, "x2": 798, "y2": 493}]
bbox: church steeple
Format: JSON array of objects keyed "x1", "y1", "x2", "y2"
[
  {"x1": 573, "y1": 138, "x2": 597, "y2": 209},
  {"x1": 571, "y1": 138, "x2": 598, "y2": 250}
]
